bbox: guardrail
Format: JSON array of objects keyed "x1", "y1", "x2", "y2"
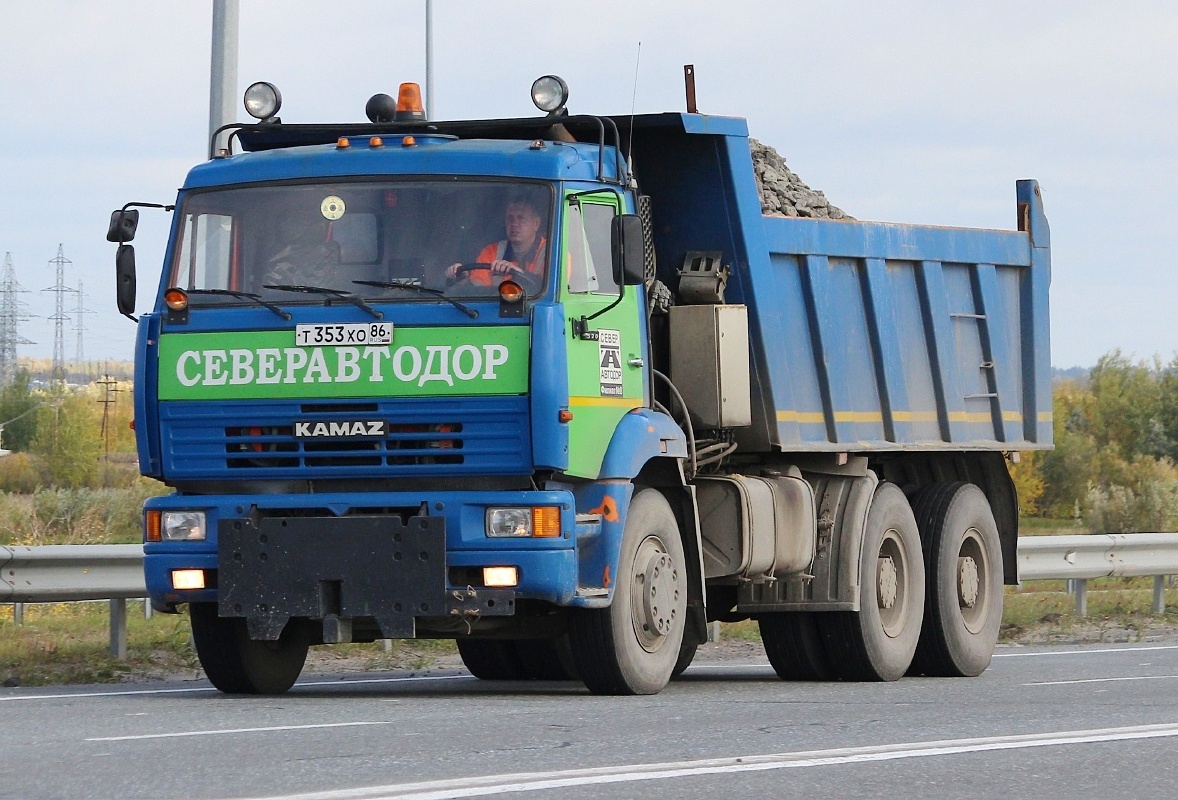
[
  {"x1": 1, "y1": 544, "x2": 147, "y2": 658},
  {"x1": 3, "y1": 534, "x2": 1177, "y2": 660},
  {"x1": 1017, "y1": 532, "x2": 1178, "y2": 615}
]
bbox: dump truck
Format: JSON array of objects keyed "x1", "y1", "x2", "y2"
[{"x1": 109, "y1": 74, "x2": 1051, "y2": 695}]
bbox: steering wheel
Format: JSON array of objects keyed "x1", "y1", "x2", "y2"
[{"x1": 447, "y1": 262, "x2": 541, "y2": 294}]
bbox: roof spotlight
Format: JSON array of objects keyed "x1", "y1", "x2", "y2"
[
  {"x1": 243, "y1": 81, "x2": 282, "y2": 122},
  {"x1": 530, "y1": 75, "x2": 569, "y2": 115},
  {"x1": 366, "y1": 93, "x2": 397, "y2": 123}
]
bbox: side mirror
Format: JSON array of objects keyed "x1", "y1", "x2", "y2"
[
  {"x1": 107, "y1": 209, "x2": 140, "y2": 243},
  {"x1": 611, "y1": 214, "x2": 646, "y2": 287},
  {"x1": 116, "y1": 244, "x2": 137, "y2": 316}
]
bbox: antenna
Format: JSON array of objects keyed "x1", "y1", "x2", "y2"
[{"x1": 625, "y1": 41, "x2": 642, "y2": 180}]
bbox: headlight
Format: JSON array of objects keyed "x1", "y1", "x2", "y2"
[
  {"x1": 486, "y1": 507, "x2": 561, "y2": 538},
  {"x1": 487, "y1": 508, "x2": 532, "y2": 537},
  {"x1": 161, "y1": 511, "x2": 207, "y2": 541}
]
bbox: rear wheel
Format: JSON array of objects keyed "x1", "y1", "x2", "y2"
[
  {"x1": 189, "y1": 603, "x2": 309, "y2": 695},
  {"x1": 909, "y1": 483, "x2": 1003, "y2": 677},
  {"x1": 822, "y1": 483, "x2": 925, "y2": 681},
  {"x1": 760, "y1": 612, "x2": 836, "y2": 681},
  {"x1": 570, "y1": 489, "x2": 687, "y2": 695}
]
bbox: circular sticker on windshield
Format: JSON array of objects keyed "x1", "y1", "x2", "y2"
[{"x1": 321, "y1": 195, "x2": 346, "y2": 220}]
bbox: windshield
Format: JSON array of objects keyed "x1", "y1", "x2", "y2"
[{"x1": 168, "y1": 180, "x2": 553, "y2": 304}]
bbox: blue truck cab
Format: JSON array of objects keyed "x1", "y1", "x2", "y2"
[{"x1": 111, "y1": 77, "x2": 1051, "y2": 695}]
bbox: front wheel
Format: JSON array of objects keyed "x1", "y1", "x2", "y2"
[
  {"x1": 189, "y1": 603, "x2": 309, "y2": 695},
  {"x1": 570, "y1": 488, "x2": 688, "y2": 695},
  {"x1": 457, "y1": 637, "x2": 579, "y2": 681}
]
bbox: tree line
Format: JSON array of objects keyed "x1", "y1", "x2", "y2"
[
  {"x1": 0, "y1": 370, "x2": 136, "y2": 491},
  {"x1": 1012, "y1": 350, "x2": 1178, "y2": 532}
]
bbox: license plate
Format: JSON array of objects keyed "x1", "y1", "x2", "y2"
[{"x1": 294, "y1": 322, "x2": 393, "y2": 347}]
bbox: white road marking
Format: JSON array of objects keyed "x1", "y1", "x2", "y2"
[
  {"x1": 220, "y1": 722, "x2": 1178, "y2": 800},
  {"x1": 993, "y1": 644, "x2": 1178, "y2": 658},
  {"x1": 0, "y1": 673, "x2": 473, "y2": 702},
  {"x1": 1025, "y1": 674, "x2": 1178, "y2": 687},
  {"x1": 87, "y1": 720, "x2": 391, "y2": 742}
]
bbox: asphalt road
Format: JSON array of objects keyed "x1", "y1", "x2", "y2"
[{"x1": 3, "y1": 643, "x2": 1178, "y2": 800}]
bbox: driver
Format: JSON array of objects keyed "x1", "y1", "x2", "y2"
[
  {"x1": 264, "y1": 203, "x2": 340, "y2": 287},
  {"x1": 445, "y1": 195, "x2": 546, "y2": 288}
]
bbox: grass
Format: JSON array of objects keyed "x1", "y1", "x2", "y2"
[
  {"x1": 1018, "y1": 515, "x2": 1086, "y2": 536},
  {"x1": 2, "y1": 584, "x2": 1176, "y2": 687},
  {"x1": 0, "y1": 602, "x2": 198, "y2": 686},
  {"x1": 0, "y1": 601, "x2": 457, "y2": 688}
]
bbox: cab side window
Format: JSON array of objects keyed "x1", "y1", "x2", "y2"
[{"x1": 565, "y1": 197, "x2": 618, "y2": 295}]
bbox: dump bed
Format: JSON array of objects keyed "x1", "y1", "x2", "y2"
[{"x1": 623, "y1": 113, "x2": 1052, "y2": 453}]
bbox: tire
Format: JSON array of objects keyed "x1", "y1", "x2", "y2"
[
  {"x1": 822, "y1": 483, "x2": 925, "y2": 681},
  {"x1": 570, "y1": 488, "x2": 688, "y2": 695},
  {"x1": 456, "y1": 639, "x2": 524, "y2": 680},
  {"x1": 189, "y1": 603, "x2": 309, "y2": 695},
  {"x1": 670, "y1": 638, "x2": 699, "y2": 679},
  {"x1": 909, "y1": 482, "x2": 1003, "y2": 677},
  {"x1": 759, "y1": 612, "x2": 837, "y2": 681},
  {"x1": 514, "y1": 637, "x2": 580, "y2": 681},
  {"x1": 458, "y1": 637, "x2": 579, "y2": 681}
]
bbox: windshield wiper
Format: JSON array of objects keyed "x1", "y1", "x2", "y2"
[
  {"x1": 263, "y1": 284, "x2": 383, "y2": 319},
  {"x1": 185, "y1": 288, "x2": 292, "y2": 320},
  {"x1": 352, "y1": 280, "x2": 479, "y2": 319}
]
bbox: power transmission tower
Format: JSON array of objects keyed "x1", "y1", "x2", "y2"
[
  {"x1": 42, "y1": 245, "x2": 77, "y2": 386},
  {"x1": 0, "y1": 252, "x2": 35, "y2": 385},
  {"x1": 73, "y1": 280, "x2": 96, "y2": 368}
]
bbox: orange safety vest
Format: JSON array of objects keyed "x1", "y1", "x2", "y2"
[{"x1": 466, "y1": 237, "x2": 546, "y2": 286}]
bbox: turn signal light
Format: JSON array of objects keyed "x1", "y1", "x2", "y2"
[
  {"x1": 164, "y1": 288, "x2": 188, "y2": 311},
  {"x1": 145, "y1": 509, "x2": 161, "y2": 542},
  {"x1": 532, "y1": 506, "x2": 560, "y2": 538},
  {"x1": 498, "y1": 281, "x2": 525, "y2": 303}
]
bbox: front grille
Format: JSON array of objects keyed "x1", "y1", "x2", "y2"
[
  {"x1": 224, "y1": 423, "x2": 465, "y2": 468},
  {"x1": 160, "y1": 397, "x2": 530, "y2": 479}
]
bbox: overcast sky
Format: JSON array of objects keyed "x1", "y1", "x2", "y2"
[{"x1": 1, "y1": 1, "x2": 1174, "y2": 368}]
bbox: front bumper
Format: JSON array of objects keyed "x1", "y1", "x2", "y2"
[{"x1": 144, "y1": 490, "x2": 582, "y2": 635}]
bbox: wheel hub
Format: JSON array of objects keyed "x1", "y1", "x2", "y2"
[
  {"x1": 877, "y1": 555, "x2": 898, "y2": 610},
  {"x1": 641, "y1": 552, "x2": 679, "y2": 637},
  {"x1": 958, "y1": 555, "x2": 980, "y2": 609}
]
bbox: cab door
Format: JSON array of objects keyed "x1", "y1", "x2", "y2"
[{"x1": 559, "y1": 191, "x2": 647, "y2": 478}]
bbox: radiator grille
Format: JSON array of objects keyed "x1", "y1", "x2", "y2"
[{"x1": 160, "y1": 397, "x2": 530, "y2": 479}]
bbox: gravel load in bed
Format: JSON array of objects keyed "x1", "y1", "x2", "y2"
[{"x1": 751, "y1": 138, "x2": 851, "y2": 220}]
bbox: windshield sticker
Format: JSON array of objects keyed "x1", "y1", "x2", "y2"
[
  {"x1": 321, "y1": 195, "x2": 345, "y2": 220},
  {"x1": 157, "y1": 326, "x2": 528, "y2": 400},
  {"x1": 598, "y1": 329, "x2": 622, "y2": 397}
]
